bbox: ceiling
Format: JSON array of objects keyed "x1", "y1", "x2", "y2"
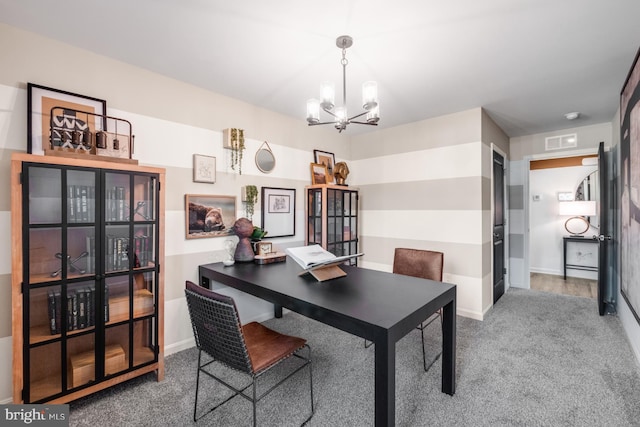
[{"x1": 2, "y1": 0, "x2": 640, "y2": 137}]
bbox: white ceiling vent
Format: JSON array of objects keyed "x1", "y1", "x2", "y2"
[{"x1": 545, "y1": 133, "x2": 577, "y2": 151}]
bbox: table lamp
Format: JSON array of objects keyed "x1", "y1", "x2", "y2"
[{"x1": 558, "y1": 201, "x2": 597, "y2": 236}]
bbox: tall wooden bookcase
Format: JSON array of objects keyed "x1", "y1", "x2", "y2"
[
  {"x1": 305, "y1": 184, "x2": 359, "y2": 264},
  {"x1": 11, "y1": 153, "x2": 165, "y2": 403}
]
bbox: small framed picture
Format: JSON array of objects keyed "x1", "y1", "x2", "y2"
[
  {"x1": 193, "y1": 154, "x2": 216, "y2": 183},
  {"x1": 256, "y1": 241, "x2": 273, "y2": 256},
  {"x1": 185, "y1": 194, "x2": 236, "y2": 239},
  {"x1": 310, "y1": 163, "x2": 329, "y2": 185},
  {"x1": 261, "y1": 187, "x2": 296, "y2": 238},
  {"x1": 314, "y1": 149, "x2": 336, "y2": 183}
]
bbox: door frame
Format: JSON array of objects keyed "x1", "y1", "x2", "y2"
[
  {"x1": 523, "y1": 147, "x2": 600, "y2": 290},
  {"x1": 491, "y1": 144, "x2": 508, "y2": 300}
]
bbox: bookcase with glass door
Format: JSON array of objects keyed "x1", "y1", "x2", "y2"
[
  {"x1": 305, "y1": 184, "x2": 359, "y2": 264},
  {"x1": 11, "y1": 153, "x2": 165, "y2": 403}
]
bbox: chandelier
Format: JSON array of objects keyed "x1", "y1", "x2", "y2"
[{"x1": 306, "y1": 35, "x2": 380, "y2": 132}]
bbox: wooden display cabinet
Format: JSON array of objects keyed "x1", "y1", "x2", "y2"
[
  {"x1": 11, "y1": 153, "x2": 165, "y2": 404},
  {"x1": 305, "y1": 184, "x2": 359, "y2": 264}
]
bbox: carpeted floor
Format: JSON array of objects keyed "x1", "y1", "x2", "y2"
[{"x1": 67, "y1": 288, "x2": 640, "y2": 426}]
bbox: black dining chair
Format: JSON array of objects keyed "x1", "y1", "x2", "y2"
[
  {"x1": 184, "y1": 280, "x2": 314, "y2": 425},
  {"x1": 365, "y1": 248, "x2": 444, "y2": 372}
]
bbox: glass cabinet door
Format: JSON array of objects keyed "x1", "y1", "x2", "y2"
[
  {"x1": 25, "y1": 165, "x2": 100, "y2": 401},
  {"x1": 22, "y1": 164, "x2": 159, "y2": 403},
  {"x1": 305, "y1": 185, "x2": 359, "y2": 265}
]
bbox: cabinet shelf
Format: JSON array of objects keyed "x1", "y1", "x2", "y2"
[{"x1": 12, "y1": 153, "x2": 165, "y2": 404}]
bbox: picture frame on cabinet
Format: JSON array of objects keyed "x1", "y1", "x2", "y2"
[
  {"x1": 27, "y1": 83, "x2": 107, "y2": 155},
  {"x1": 186, "y1": 194, "x2": 236, "y2": 239},
  {"x1": 193, "y1": 154, "x2": 216, "y2": 183},
  {"x1": 310, "y1": 163, "x2": 329, "y2": 185},
  {"x1": 261, "y1": 187, "x2": 296, "y2": 237},
  {"x1": 313, "y1": 149, "x2": 336, "y2": 184}
]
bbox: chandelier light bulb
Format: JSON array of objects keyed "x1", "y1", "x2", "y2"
[
  {"x1": 320, "y1": 82, "x2": 335, "y2": 110},
  {"x1": 366, "y1": 105, "x2": 380, "y2": 124},
  {"x1": 306, "y1": 99, "x2": 320, "y2": 124},
  {"x1": 362, "y1": 81, "x2": 378, "y2": 110}
]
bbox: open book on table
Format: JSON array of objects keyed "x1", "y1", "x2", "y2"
[{"x1": 285, "y1": 245, "x2": 363, "y2": 281}]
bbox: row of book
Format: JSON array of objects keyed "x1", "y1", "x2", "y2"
[
  {"x1": 105, "y1": 186, "x2": 128, "y2": 222},
  {"x1": 67, "y1": 185, "x2": 95, "y2": 223},
  {"x1": 67, "y1": 184, "x2": 155, "y2": 224},
  {"x1": 84, "y1": 235, "x2": 153, "y2": 274},
  {"x1": 47, "y1": 286, "x2": 109, "y2": 335}
]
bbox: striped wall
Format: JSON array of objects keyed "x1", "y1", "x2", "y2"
[
  {"x1": 508, "y1": 123, "x2": 612, "y2": 288},
  {"x1": 0, "y1": 22, "x2": 515, "y2": 403},
  {"x1": 0, "y1": 23, "x2": 347, "y2": 403},
  {"x1": 349, "y1": 108, "x2": 508, "y2": 320}
]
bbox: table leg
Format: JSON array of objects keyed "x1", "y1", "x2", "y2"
[
  {"x1": 274, "y1": 304, "x2": 283, "y2": 318},
  {"x1": 374, "y1": 333, "x2": 395, "y2": 427},
  {"x1": 441, "y1": 298, "x2": 456, "y2": 395}
]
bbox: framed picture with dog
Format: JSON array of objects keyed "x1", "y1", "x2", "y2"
[{"x1": 185, "y1": 194, "x2": 236, "y2": 239}]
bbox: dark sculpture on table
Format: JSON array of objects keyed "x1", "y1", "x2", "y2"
[{"x1": 232, "y1": 217, "x2": 255, "y2": 262}]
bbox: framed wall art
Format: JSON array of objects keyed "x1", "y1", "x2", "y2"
[
  {"x1": 27, "y1": 83, "x2": 107, "y2": 155},
  {"x1": 314, "y1": 149, "x2": 336, "y2": 183},
  {"x1": 185, "y1": 194, "x2": 236, "y2": 239},
  {"x1": 193, "y1": 154, "x2": 216, "y2": 183},
  {"x1": 620, "y1": 46, "x2": 640, "y2": 325},
  {"x1": 310, "y1": 163, "x2": 329, "y2": 185},
  {"x1": 261, "y1": 187, "x2": 295, "y2": 237}
]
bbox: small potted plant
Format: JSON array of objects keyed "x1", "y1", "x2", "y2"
[
  {"x1": 228, "y1": 128, "x2": 245, "y2": 174},
  {"x1": 244, "y1": 185, "x2": 258, "y2": 220},
  {"x1": 249, "y1": 225, "x2": 267, "y2": 254}
]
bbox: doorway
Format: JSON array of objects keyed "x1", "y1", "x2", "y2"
[{"x1": 528, "y1": 152, "x2": 599, "y2": 299}]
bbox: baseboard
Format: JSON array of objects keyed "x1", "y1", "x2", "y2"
[
  {"x1": 457, "y1": 308, "x2": 484, "y2": 321},
  {"x1": 0, "y1": 396, "x2": 12, "y2": 404},
  {"x1": 164, "y1": 338, "x2": 195, "y2": 356},
  {"x1": 163, "y1": 310, "x2": 279, "y2": 357},
  {"x1": 529, "y1": 267, "x2": 562, "y2": 275}
]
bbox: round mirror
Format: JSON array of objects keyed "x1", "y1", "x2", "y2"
[
  {"x1": 575, "y1": 170, "x2": 599, "y2": 229},
  {"x1": 255, "y1": 141, "x2": 275, "y2": 173}
]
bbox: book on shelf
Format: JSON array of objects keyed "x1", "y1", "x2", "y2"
[
  {"x1": 67, "y1": 184, "x2": 95, "y2": 223},
  {"x1": 285, "y1": 244, "x2": 363, "y2": 281},
  {"x1": 48, "y1": 290, "x2": 56, "y2": 335},
  {"x1": 46, "y1": 285, "x2": 105, "y2": 335}
]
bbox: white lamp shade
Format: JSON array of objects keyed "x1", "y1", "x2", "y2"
[
  {"x1": 320, "y1": 82, "x2": 335, "y2": 109},
  {"x1": 558, "y1": 201, "x2": 596, "y2": 216},
  {"x1": 306, "y1": 99, "x2": 320, "y2": 123},
  {"x1": 362, "y1": 81, "x2": 378, "y2": 110}
]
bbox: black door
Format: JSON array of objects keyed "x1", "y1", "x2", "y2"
[
  {"x1": 493, "y1": 151, "x2": 505, "y2": 303},
  {"x1": 597, "y1": 142, "x2": 610, "y2": 315}
]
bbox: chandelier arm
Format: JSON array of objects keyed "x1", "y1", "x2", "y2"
[
  {"x1": 347, "y1": 111, "x2": 369, "y2": 121},
  {"x1": 308, "y1": 121, "x2": 342, "y2": 126},
  {"x1": 349, "y1": 121, "x2": 379, "y2": 126},
  {"x1": 322, "y1": 108, "x2": 340, "y2": 119}
]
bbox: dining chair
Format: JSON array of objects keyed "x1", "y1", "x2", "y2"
[
  {"x1": 365, "y1": 248, "x2": 444, "y2": 372},
  {"x1": 184, "y1": 280, "x2": 314, "y2": 425}
]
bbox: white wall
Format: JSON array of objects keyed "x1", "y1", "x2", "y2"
[{"x1": 529, "y1": 165, "x2": 598, "y2": 279}]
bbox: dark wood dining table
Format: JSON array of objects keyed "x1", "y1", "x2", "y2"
[{"x1": 199, "y1": 259, "x2": 456, "y2": 426}]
